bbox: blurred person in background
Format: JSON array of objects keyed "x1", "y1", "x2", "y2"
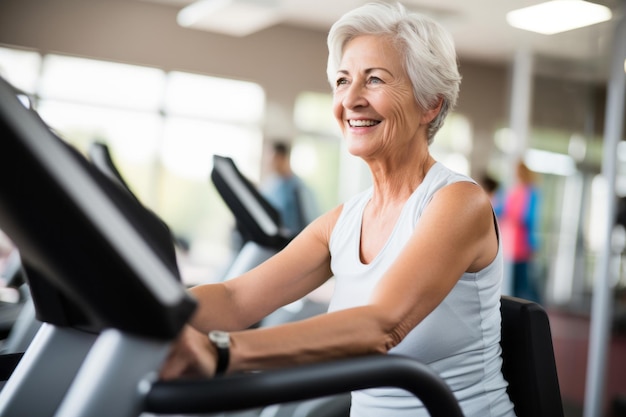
[
  {"x1": 261, "y1": 141, "x2": 319, "y2": 236},
  {"x1": 496, "y1": 160, "x2": 541, "y2": 303},
  {"x1": 479, "y1": 172, "x2": 501, "y2": 203}
]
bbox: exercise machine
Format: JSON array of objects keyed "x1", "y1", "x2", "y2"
[
  {"x1": 90, "y1": 142, "x2": 326, "y2": 327},
  {"x1": 211, "y1": 154, "x2": 293, "y2": 281},
  {"x1": 211, "y1": 155, "x2": 328, "y2": 326}
]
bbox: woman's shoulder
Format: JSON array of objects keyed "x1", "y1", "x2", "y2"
[
  {"x1": 427, "y1": 178, "x2": 495, "y2": 244},
  {"x1": 427, "y1": 162, "x2": 476, "y2": 187},
  {"x1": 423, "y1": 164, "x2": 493, "y2": 226},
  {"x1": 307, "y1": 202, "x2": 346, "y2": 247},
  {"x1": 415, "y1": 163, "x2": 477, "y2": 207}
]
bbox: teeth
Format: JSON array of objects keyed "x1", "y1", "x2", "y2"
[{"x1": 349, "y1": 119, "x2": 379, "y2": 127}]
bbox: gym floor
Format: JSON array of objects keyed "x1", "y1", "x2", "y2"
[{"x1": 549, "y1": 308, "x2": 626, "y2": 417}]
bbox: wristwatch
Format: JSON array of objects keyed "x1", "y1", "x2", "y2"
[{"x1": 208, "y1": 330, "x2": 230, "y2": 376}]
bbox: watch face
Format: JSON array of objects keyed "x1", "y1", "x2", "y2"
[{"x1": 209, "y1": 331, "x2": 230, "y2": 348}]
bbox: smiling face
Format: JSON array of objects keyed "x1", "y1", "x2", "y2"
[{"x1": 332, "y1": 35, "x2": 438, "y2": 161}]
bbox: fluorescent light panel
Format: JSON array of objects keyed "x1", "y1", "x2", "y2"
[
  {"x1": 506, "y1": 0, "x2": 612, "y2": 35},
  {"x1": 177, "y1": 0, "x2": 281, "y2": 37}
]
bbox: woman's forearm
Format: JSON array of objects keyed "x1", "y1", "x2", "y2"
[{"x1": 227, "y1": 306, "x2": 392, "y2": 373}]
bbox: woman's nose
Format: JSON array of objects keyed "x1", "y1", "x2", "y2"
[{"x1": 341, "y1": 83, "x2": 368, "y2": 109}]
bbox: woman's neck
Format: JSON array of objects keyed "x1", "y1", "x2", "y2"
[{"x1": 368, "y1": 152, "x2": 436, "y2": 207}]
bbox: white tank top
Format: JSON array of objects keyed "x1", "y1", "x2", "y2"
[{"x1": 328, "y1": 162, "x2": 516, "y2": 417}]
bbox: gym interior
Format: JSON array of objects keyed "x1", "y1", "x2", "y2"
[{"x1": 0, "y1": 0, "x2": 625, "y2": 416}]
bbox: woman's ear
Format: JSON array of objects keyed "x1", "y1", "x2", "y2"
[{"x1": 421, "y1": 97, "x2": 444, "y2": 124}]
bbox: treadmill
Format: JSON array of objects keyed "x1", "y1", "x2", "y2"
[{"x1": 0, "y1": 75, "x2": 464, "y2": 417}]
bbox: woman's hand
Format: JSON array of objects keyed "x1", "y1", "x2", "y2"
[{"x1": 159, "y1": 325, "x2": 218, "y2": 380}]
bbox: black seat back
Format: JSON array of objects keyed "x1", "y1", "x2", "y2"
[{"x1": 500, "y1": 295, "x2": 564, "y2": 417}]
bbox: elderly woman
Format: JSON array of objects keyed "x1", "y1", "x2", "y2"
[{"x1": 161, "y1": 2, "x2": 516, "y2": 416}]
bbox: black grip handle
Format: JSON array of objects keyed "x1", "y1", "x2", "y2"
[{"x1": 145, "y1": 355, "x2": 464, "y2": 417}]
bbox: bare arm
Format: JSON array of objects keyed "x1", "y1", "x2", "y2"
[
  {"x1": 187, "y1": 205, "x2": 341, "y2": 332},
  {"x1": 160, "y1": 182, "x2": 497, "y2": 378}
]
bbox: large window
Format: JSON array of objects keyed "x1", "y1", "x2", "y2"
[
  {"x1": 292, "y1": 92, "x2": 343, "y2": 213},
  {"x1": 430, "y1": 113, "x2": 473, "y2": 176},
  {"x1": 0, "y1": 46, "x2": 266, "y2": 284},
  {"x1": 0, "y1": 46, "x2": 41, "y2": 93}
]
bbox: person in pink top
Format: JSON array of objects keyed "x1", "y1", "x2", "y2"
[{"x1": 496, "y1": 160, "x2": 541, "y2": 302}]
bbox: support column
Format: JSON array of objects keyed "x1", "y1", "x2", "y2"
[
  {"x1": 584, "y1": 9, "x2": 626, "y2": 417},
  {"x1": 509, "y1": 47, "x2": 534, "y2": 160}
]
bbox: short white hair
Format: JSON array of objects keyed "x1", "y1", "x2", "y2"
[{"x1": 327, "y1": 2, "x2": 461, "y2": 143}]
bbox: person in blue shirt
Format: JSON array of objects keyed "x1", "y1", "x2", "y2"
[{"x1": 261, "y1": 142, "x2": 317, "y2": 236}]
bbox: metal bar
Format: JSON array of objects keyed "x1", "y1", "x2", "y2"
[{"x1": 583, "y1": 9, "x2": 626, "y2": 417}]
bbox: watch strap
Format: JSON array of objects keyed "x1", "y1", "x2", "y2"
[
  {"x1": 208, "y1": 331, "x2": 230, "y2": 376},
  {"x1": 214, "y1": 344, "x2": 229, "y2": 375}
]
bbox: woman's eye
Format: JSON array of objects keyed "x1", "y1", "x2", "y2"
[
  {"x1": 336, "y1": 78, "x2": 348, "y2": 87},
  {"x1": 368, "y1": 76, "x2": 382, "y2": 84}
]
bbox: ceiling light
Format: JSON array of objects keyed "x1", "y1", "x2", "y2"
[
  {"x1": 177, "y1": 0, "x2": 282, "y2": 37},
  {"x1": 506, "y1": 0, "x2": 612, "y2": 35}
]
